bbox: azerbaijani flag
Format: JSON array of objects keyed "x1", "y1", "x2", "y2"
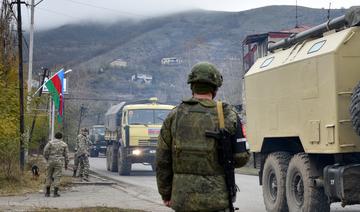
[{"x1": 45, "y1": 69, "x2": 64, "y2": 122}]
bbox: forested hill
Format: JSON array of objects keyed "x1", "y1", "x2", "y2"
[{"x1": 32, "y1": 6, "x2": 346, "y2": 104}]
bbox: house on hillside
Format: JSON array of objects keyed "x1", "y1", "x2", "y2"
[
  {"x1": 242, "y1": 25, "x2": 311, "y2": 72},
  {"x1": 110, "y1": 58, "x2": 128, "y2": 68},
  {"x1": 131, "y1": 73, "x2": 153, "y2": 84},
  {"x1": 161, "y1": 57, "x2": 182, "y2": 65}
]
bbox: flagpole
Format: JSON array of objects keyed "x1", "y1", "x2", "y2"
[
  {"x1": 48, "y1": 96, "x2": 52, "y2": 140},
  {"x1": 33, "y1": 68, "x2": 64, "y2": 97},
  {"x1": 51, "y1": 97, "x2": 55, "y2": 140}
]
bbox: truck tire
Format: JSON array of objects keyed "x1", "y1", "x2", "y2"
[
  {"x1": 262, "y1": 152, "x2": 291, "y2": 212},
  {"x1": 106, "y1": 145, "x2": 111, "y2": 171},
  {"x1": 109, "y1": 143, "x2": 118, "y2": 172},
  {"x1": 350, "y1": 82, "x2": 360, "y2": 136},
  {"x1": 151, "y1": 162, "x2": 156, "y2": 172},
  {"x1": 90, "y1": 149, "x2": 99, "y2": 157},
  {"x1": 118, "y1": 146, "x2": 131, "y2": 176},
  {"x1": 286, "y1": 153, "x2": 330, "y2": 212}
]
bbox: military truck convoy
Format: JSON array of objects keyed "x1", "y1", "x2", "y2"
[
  {"x1": 104, "y1": 97, "x2": 174, "y2": 175},
  {"x1": 244, "y1": 7, "x2": 360, "y2": 212},
  {"x1": 88, "y1": 125, "x2": 106, "y2": 157}
]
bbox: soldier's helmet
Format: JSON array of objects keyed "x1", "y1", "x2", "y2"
[{"x1": 187, "y1": 62, "x2": 223, "y2": 88}]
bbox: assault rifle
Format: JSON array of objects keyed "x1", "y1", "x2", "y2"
[{"x1": 206, "y1": 129, "x2": 239, "y2": 212}]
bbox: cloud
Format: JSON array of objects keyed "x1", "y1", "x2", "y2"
[{"x1": 23, "y1": 0, "x2": 358, "y2": 30}]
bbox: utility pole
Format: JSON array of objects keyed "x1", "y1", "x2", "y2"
[
  {"x1": 77, "y1": 105, "x2": 86, "y2": 134},
  {"x1": 27, "y1": 0, "x2": 34, "y2": 96},
  {"x1": 16, "y1": 0, "x2": 25, "y2": 171}
]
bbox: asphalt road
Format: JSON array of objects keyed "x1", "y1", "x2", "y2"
[{"x1": 89, "y1": 156, "x2": 360, "y2": 212}]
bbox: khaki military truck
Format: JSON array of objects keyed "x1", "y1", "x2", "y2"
[
  {"x1": 104, "y1": 97, "x2": 174, "y2": 175},
  {"x1": 244, "y1": 8, "x2": 360, "y2": 212},
  {"x1": 89, "y1": 125, "x2": 106, "y2": 157}
]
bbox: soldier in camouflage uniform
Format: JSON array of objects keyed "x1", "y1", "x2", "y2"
[
  {"x1": 43, "y1": 132, "x2": 69, "y2": 197},
  {"x1": 156, "y1": 62, "x2": 250, "y2": 211},
  {"x1": 76, "y1": 128, "x2": 91, "y2": 181}
]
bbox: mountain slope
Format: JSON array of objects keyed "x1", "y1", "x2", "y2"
[{"x1": 32, "y1": 6, "x2": 346, "y2": 103}]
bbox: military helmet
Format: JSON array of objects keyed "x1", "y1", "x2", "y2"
[
  {"x1": 81, "y1": 128, "x2": 89, "y2": 133},
  {"x1": 187, "y1": 62, "x2": 223, "y2": 88}
]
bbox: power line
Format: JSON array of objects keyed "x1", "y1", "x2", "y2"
[
  {"x1": 36, "y1": 6, "x2": 80, "y2": 19},
  {"x1": 64, "y1": 96, "x2": 123, "y2": 102},
  {"x1": 63, "y1": 0, "x2": 149, "y2": 18},
  {"x1": 4, "y1": 1, "x2": 30, "y2": 52}
]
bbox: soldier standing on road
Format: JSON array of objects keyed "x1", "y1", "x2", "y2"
[
  {"x1": 76, "y1": 128, "x2": 91, "y2": 181},
  {"x1": 43, "y1": 132, "x2": 69, "y2": 197},
  {"x1": 72, "y1": 147, "x2": 79, "y2": 177},
  {"x1": 156, "y1": 62, "x2": 250, "y2": 211}
]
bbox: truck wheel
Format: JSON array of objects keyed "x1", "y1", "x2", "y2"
[
  {"x1": 106, "y1": 146, "x2": 111, "y2": 171},
  {"x1": 350, "y1": 82, "x2": 360, "y2": 136},
  {"x1": 286, "y1": 153, "x2": 330, "y2": 212},
  {"x1": 118, "y1": 146, "x2": 131, "y2": 176},
  {"x1": 262, "y1": 152, "x2": 291, "y2": 212},
  {"x1": 109, "y1": 143, "x2": 118, "y2": 172},
  {"x1": 151, "y1": 162, "x2": 156, "y2": 172},
  {"x1": 90, "y1": 149, "x2": 99, "y2": 157}
]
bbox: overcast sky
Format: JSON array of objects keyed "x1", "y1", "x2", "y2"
[{"x1": 22, "y1": 0, "x2": 360, "y2": 30}]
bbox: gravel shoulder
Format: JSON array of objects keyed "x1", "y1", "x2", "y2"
[{"x1": 0, "y1": 169, "x2": 171, "y2": 212}]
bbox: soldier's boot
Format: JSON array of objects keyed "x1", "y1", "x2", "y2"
[
  {"x1": 45, "y1": 186, "x2": 50, "y2": 197},
  {"x1": 72, "y1": 169, "x2": 77, "y2": 177},
  {"x1": 53, "y1": 187, "x2": 60, "y2": 197}
]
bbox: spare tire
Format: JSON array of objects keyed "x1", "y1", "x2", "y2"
[{"x1": 350, "y1": 82, "x2": 360, "y2": 136}]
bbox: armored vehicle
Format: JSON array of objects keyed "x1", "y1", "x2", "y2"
[
  {"x1": 104, "y1": 97, "x2": 174, "y2": 175},
  {"x1": 89, "y1": 125, "x2": 106, "y2": 157},
  {"x1": 244, "y1": 7, "x2": 360, "y2": 212}
]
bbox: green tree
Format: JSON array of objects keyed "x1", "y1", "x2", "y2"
[{"x1": 0, "y1": 1, "x2": 20, "y2": 180}]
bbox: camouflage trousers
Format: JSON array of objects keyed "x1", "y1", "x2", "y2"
[
  {"x1": 78, "y1": 154, "x2": 89, "y2": 177},
  {"x1": 73, "y1": 154, "x2": 79, "y2": 172},
  {"x1": 45, "y1": 161, "x2": 63, "y2": 187}
]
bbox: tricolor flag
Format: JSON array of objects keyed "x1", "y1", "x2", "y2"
[{"x1": 44, "y1": 69, "x2": 65, "y2": 122}]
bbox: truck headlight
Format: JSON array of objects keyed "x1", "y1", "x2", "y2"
[{"x1": 132, "y1": 149, "x2": 141, "y2": 156}]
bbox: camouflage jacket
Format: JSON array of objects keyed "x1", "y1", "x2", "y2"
[
  {"x1": 156, "y1": 97, "x2": 249, "y2": 211},
  {"x1": 76, "y1": 133, "x2": 91, "y2": 156},
  {"x1": 43, "y1": 139, "x2": 69, "y2": 165}
]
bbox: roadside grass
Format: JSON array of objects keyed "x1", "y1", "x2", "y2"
[
  {"x1": 0, "y1": 156, "x2": 45, "y2": 196},
  {"x1": 0, "y1": 155, "x2": 73, "y2": 196},
  {"x1": 32, "y1": 207, "x2": 145, "y2": 212}
]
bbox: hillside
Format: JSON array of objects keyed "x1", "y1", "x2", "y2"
[
  {"x1": 32, "y1": 5, "x2": 346, "y2": 105},
  {"x1": 28, "y1": 5, "x2": 349, "y2": 140}
]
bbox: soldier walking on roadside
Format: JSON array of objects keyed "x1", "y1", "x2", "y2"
[
  {"x1": 72, "y1": 148, "x2": 79, "y2": 177},
  {"x1": 43, "y1": 132, "x2": 69, "y2": 197},
  {"x1": 156, "y1": 62, "x2": 250, "y2": 211},
  {"x1": 76, "y1": 128, "x2": 91, "y2": 181}
]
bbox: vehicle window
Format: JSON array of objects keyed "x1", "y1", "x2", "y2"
[
  {"x1": 95, "y1": 127, "x2": 105, "y2": 135},
  {"x1": 128, "y1": 109, "x2": 171, "y2": 125},
  {"x1": 308, "y1": 40, "x2": 326, "y2": 54},
  {"x1": 260, "y1": 57, "x2": 274, "y2": 68}
]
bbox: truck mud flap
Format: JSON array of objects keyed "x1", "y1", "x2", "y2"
[{"x1": 324, "y1": 164, "x2": 360, "y2": 206}]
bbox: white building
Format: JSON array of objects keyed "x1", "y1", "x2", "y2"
[
  {"x1": 161, "y1": 57, "x2": 182, "y2": 65},
  {"x1": 131, "y1": 74, "x2": 153, "y2": 84},
  {"x1": 110, "y1": 59, "x2": 128, "y2": 68}
]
